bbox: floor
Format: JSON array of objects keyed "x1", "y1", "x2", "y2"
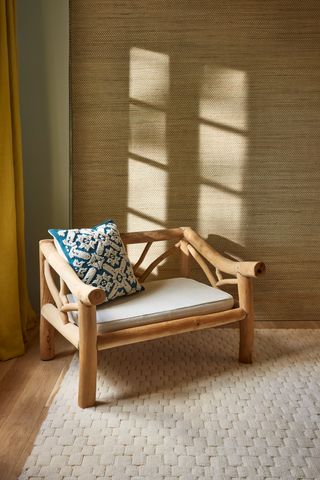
[
  {"x1": 1, "y1": 321, "x2": 319, "y2": 479},
  {"x1": 0, "y1": 331, "x2": 74, "y2": 480}
]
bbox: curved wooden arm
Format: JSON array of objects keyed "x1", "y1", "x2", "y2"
[
  {"x1": 40, "y1": 240, "x2": 106, "y2": 306},
  {"x1": 182, "y1": 227, "x2": 265, "y2": 278}
]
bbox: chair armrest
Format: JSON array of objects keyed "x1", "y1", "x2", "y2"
[
  {"x1": 40, "y1": 240, "x2": 106, "y2": 306},
  {"x1": 182, "y1": 227, "x2": 265, "y2": 278}
]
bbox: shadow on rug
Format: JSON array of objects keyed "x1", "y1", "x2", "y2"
[{"x1": 19, "y1": 329, "x2": 320, "y2": 479}]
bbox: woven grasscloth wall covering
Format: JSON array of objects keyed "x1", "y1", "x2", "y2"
[{"x1": 70, "y1": 0, "x2": 320, "y2": 322}]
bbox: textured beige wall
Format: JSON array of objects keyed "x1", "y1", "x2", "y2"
[
  {"x1": 17, "y1": 0, "x2": 69, "y2": 310},
  {"x1": 71, "y1": 0, "x2": 320, "y2": 322}
]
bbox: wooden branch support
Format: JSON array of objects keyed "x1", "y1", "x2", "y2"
[
  {"x1": 41, "y1": 304, "x2": 80, "y2": 348},
  {"x1": 237, "y1": 274, "x2": 254, "y2": 363},
  {"x1": 97, "y1": 308, "x2": 246, "y2": 350},
  {"x1": 44, "y1": 260, "x2": 63, "y2": 309},
  {"x1": 39, "y1": 249, "x2": 55, "y2": 360},
  {"x1": 39, "y1": 227, "x2": 265, "y2": 408},
  {"x1": 139, "y1": 244, "x2": 180, "y2": 282},
  {"x1": 179, "y1": 239, "x2": 190, "y2": 277},
  {"x1": 40, "y1": 240, "x2": 106, "y2": 306},
  {"x1": 60, "y1": 278, "x2": 69, "y2": 296},
  {"x1": 60, "y1": 303, "x2": 79, "y2": 312},
  {"x1": 133, "y1": 242, "x2": 152, "y2": 274},
  {"x1": 215, "y1": 267, "x2": 223, "y2": 282},
  {"x1": 182, "y1": 227, "x2": 265, "y2": 278},
  {"x1": 216, "y1": 278, "x2": 238, "y2": 287},
  {"x1": 44, "y1": 260, "x2": 69, "y2": 324},
  {"x1": 187, "y1": 243, "x2": 217, "y2": 287}
]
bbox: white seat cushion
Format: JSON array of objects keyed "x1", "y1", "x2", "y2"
[{"x1": 68, "y1": 277, "x2": 234, "y2": 334}]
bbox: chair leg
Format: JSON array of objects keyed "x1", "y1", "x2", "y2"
[
  {"x1": 40, "y1": 316, "x2": 55, "y2": 360},
  {"x1": 239, "y1": 311, "x2": 254, "y2": 363},
  {"x1": 39, "y1": 246, "x2": 55, "y2": 360},
  {"x1": 237, "y1": 274, "x2": 254, "y2": 363},
  {"x1": 78, "y1": 302, "x2": 97, "y2": 408}
]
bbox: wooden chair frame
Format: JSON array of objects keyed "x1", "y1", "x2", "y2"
[{"x1": 39, "y1": 227, "x2": 265, "y2": 408}]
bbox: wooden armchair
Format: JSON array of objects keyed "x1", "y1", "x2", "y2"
[{"x1": 39, "y1": 227, "x2": 265, "y2": 408}]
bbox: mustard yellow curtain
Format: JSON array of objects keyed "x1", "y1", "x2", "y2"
[{"x1": 0, "y1": 0, "x2": 35, "y2": 360}]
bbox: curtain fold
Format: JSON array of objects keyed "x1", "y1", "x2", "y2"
[{"x1": 0, "y1": 0, "x2": 35, "y2": 360}]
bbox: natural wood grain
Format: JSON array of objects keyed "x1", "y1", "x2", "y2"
[
  {"x1": 0, "y1": 332, "x2": 74, "y2": 480},
  {"x1": 179, "y1": 239, "x2": 190, "y2": 277},
  {"x1": 186, "y1": 242, "x2": 216, "y2": 287},
  {"x1": 238, "y1": 274, "x2": 254, "y2": 363},
  {"x1": 41, "y1": 304, "x2": 80, "y2": 349},
  {"x1": 40, "y1": 240, "x2": 106, "y2": 306},
  {"x1": 0, "y1": 359, "x2": 15, "y2": 383},
  {"x1": 44, "y1": 259, "x2": 69, "y2": 325},
  {"x1": 216, "y1": 278, "x2": 238, "y2": 287},
  {"x1": 97, "y1": 308, "x2": 246, "y2": 350},
  {"x1": 40, "y1": 227, "x2": 264, "y2": 407},
  {"x1": 183, "y1": 228, "x2": 265, "y2": 278},
  {"x1": 39, "y1": 248, "x2": 55, "y2": 360},
  {"x1": 133, "y1": 241, "x2": 152, "y2": 273},
  {"x1": 59, "y1": 278, "x2": 71, "y2": 324},
  {"x1": 78, "y1": 303, "x2": 97, "y2": 408},
  {"x1": 138, "y1": 243, "x2": 179, "y2": 282},
  {"x1": 60, "y1": 302, "x2": 78, "y2": 312},
  {"x1": 44, "y1": 259, "x2": 63, "y2": 309},
  {"x1": 60, "y1": 278, "x2": 69, "y2": 296}
]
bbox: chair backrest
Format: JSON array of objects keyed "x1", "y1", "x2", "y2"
[
  {"x1": 120, "y1": 228, "x2": 185, "y2": 282},
  {"x1": 120, "y1": 227, "x2": 265, "y2": 286}
]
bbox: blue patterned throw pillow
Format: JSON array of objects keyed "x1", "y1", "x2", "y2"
[{"x1": 48, "y1": 220, "x2": 143, "y2": 302}]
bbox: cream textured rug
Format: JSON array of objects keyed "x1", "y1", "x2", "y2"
[{"x1": 19, "y1": 330, "x2": 320, "y2": 480}]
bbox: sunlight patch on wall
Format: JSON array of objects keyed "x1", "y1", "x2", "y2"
[
  {"x1": 130, "y1": 47, "x2": 169, "y2": 109},
  {"x1": 126, "y1": 207, "x2": 168, "y2": 277},
  {"x1": 127, "y1": 212, "x2": 164, "y2": 232},
  {"x1": 198, "y1": 184, "x2": 243, "y2": 243},
  {"x1": 128, "y1": 48, "x2": 170, "y2": 236},
  {"x1": 128, "y1": 158, "x2": 167, "y2": 224},
  {"x1": 200, "y1": 66, "x2": 248, "y2": 131},
  {"x1": 199, "y1": 124, "x2": 247, "y2": 192},
  {"x1": 126, "y1": 211, "x2": 166, "y2": 268},
  {"x1": 129, "y1": 104, "x2": 167, "y2": 165},
  {"x1": 198, "y1": 65, "x2": 248, "y2": 244}
]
